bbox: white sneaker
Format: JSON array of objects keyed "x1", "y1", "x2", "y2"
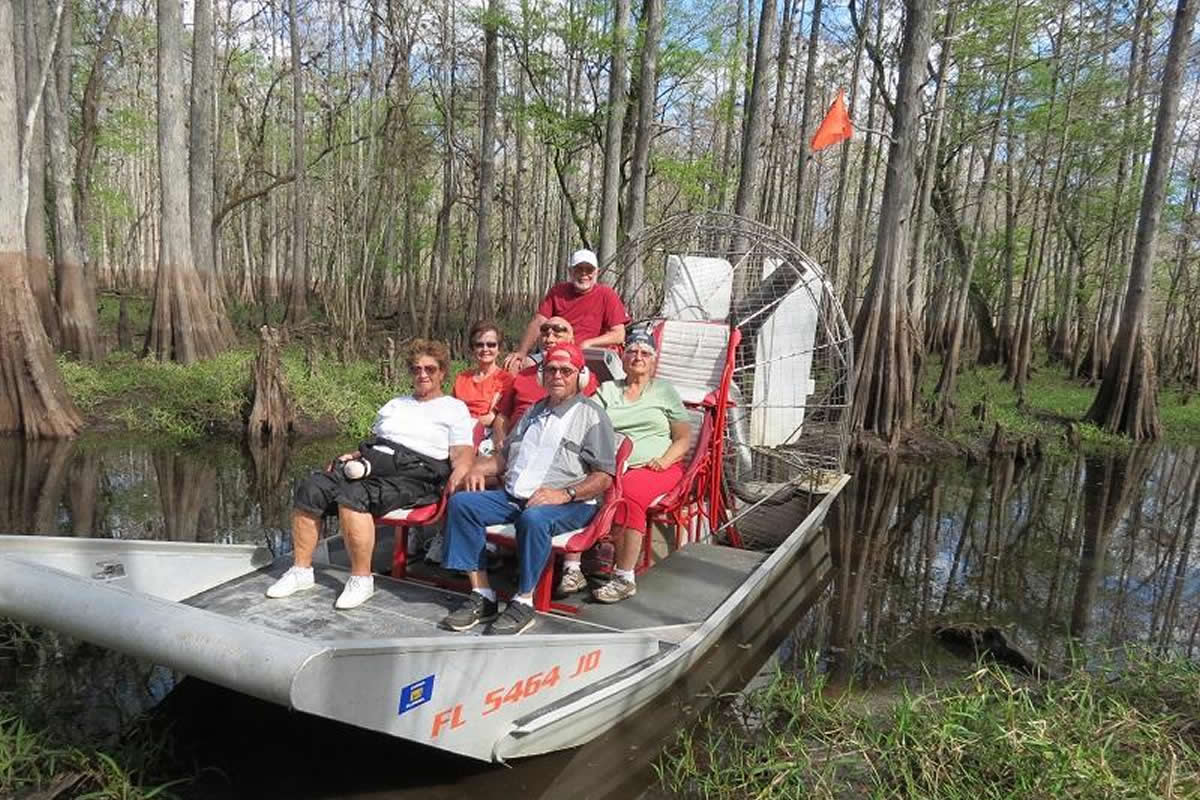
[
  {"x1": 266, "y1": 566, "x2": 315, "y2": 598},
  {"x1": 425, "y1": 533, "x2": 445, "y2": 564},
  {"x1": 335, "y1": 575, "x2": 375, "y2": 609}
]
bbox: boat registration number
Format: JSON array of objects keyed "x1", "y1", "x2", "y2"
[{"x1": 430, "y1": 649, "x2": 603, "y2": 738}]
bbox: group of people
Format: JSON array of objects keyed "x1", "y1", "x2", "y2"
[{"x1": 266, "y1": 248, "x2": 692, "y2": 636}]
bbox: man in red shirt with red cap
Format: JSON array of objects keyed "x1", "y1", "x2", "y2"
[
  {"x1": 493, "y1": 315, "x2": 597, "y2": 449},
  {"x1": 504, "y1": 248, "x2": 629, "y2": 373}
]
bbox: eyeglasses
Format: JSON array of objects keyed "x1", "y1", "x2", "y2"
[
  {"x1": 543, "y1": 365, "x2": 578, "y2": 377},
  {"x1": 473, "y1": 340, "x2": 499, "y2": 349},
  {"x1": 540, "y1": 324, "x2": 570, "y2": 334},
  {"x1": 409, "y1": 364, "x2": 440, "y2": 375},
  {"x1": 626, "y1": 347, "x2": 656, "y2": 359}
]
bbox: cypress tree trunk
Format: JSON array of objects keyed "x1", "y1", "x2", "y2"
[
  {"x1": 1086, "y1": 0, "x2": 1197, "y2": 439},
  {"x1": 849, "y1": 0, "x2": 931, "y2": 444},
  {"x1": 0, "y1": 0, "x2": 82, "y2": 437},
  {"x1": 145, "y1": 0, "x2": 228, "y2": 362},
  {"x1": 45, "y1": 3, "x2": 101, "y2": 360},
  {"x1": 190, "y1": 0, "x2": 232, "y2": 344},
  {"x1": 622, "y1": 0, "x2": 663, "y2": 304},
  {"x1": 731, "y1": 0, "x2": 776, "y2": 224},
  {"x1": 468, "y1": 0, "x2": 500, "y2": 321},
  {"x1": 20, "y1": 0, "x2": 58, "y2": 346},
  {"x1": 283, "y1": 0, "x2": 308, "y2": 325},
  {"x1": 598, "y1": 0, "x2": 630, "y2": 266},
  {"x1": 789, "y1": 0, "x2": 822, "y2": 248}
]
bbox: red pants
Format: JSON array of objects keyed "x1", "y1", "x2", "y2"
[{"x1": 613, "y1": 463, "x2": 685, "y2": 534}]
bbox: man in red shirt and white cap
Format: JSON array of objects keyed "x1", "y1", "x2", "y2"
[{"x1": 504, "y1": 248, "x2": 629, "y2": 373}]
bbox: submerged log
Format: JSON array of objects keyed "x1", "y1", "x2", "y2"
[
  {"x1": 933, "y1": 624, "x2": 1056, "y2": 680},
  {"x1": 247, "y1": 325, "x2": 294, "y2": 442}
]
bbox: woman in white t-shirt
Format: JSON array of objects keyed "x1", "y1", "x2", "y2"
[{"x1": 266, "y1": 340, "x2": 474, "y2": 611}]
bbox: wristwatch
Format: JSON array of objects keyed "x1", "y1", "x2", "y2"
[{"x1": 565, "y1": 486, "x2": 578, "y2": 502}]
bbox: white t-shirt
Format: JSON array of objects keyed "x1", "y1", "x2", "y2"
[{"x1": 371, "y1": 395, "x2": 474, "y2": 461}]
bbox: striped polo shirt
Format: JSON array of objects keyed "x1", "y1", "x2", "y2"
[{"x1": 501, "y1": 393, "x2": 617, "y2": 500}]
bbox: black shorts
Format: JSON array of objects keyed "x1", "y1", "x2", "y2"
[{"x1": 293, "y1": 469, "x2": 442, "y2": 517}]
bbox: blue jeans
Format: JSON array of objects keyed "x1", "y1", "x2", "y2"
[{"x1": 443, "y1": 490, "x2": 598, "y2": 594}]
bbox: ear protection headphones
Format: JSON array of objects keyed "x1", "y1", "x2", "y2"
[{"x1": 537, "y1": 364, "x2": 591, "y2": 391}]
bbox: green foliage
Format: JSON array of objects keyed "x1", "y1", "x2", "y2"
[
  {"x1": 660, "y1": 650, "x2": 1200, "y2": 799},
  {"x1": 0, "y1": 711, "x2": 178, "y2": 799},
  {"x1": 917, "y1": 359, "x2": 1200, "y2": 454},
  {"x1": 58, "y1": 348, "x2": 471, "y2": 442}
]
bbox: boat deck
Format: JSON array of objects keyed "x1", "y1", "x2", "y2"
[{"x1": 184, "y1": 542, "x2": 766, "y2": 641}]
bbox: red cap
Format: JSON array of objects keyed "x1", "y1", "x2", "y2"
[{"x1": 544, "y1": 343, "x2": 585, "y2": 371}]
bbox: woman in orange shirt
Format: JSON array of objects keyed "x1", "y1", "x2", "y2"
[{"x1": 453, "y1": 320, "x2": 513, "y2": 444}]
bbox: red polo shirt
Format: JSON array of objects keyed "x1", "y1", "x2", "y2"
[
  {"x1": 496, "y1": 365, "x2": 599, "y2": 430},
  {"x1": 536, "y1": 282, "x2": 629, "y2": 344}
]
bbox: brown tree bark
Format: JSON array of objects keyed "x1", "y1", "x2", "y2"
[
  {"x1": 144, "y1": 0, "x2": 228, "y2": 362},
  {"x1": 934, "y1": 1, "x2": 1019, "y2": 426},
  {"x1": 468, "y1": 0, "x2": 500, "y2": 321},
  {"x1": 621, "y1": 0, "x2": 663, "y2": 305},
  {"x1": 789, "y1": 0, "x2": 822, "y2": 248},
  {"x1": 247, "y1": 325, "x2": 294, "y2": 442},
  {"x1": 731, "y1": 0, "x2": 775, "y2": 224},
  {"x1": 283, "y1": 0, "x2": 308, "y2": 324},
  {"x1": 20, "y1": 0, "x2": 58, "y2": 346},
  {"x1": 73, "y1": 3, "x2": 120, "y2": 232},
  {"x1": 45, "y1": 4, "x2": 101, "y2": 360},
  {"x1": 849, "y1": 0, "x2": 931, "y2": 443},
  {"x1": 908, "y1": 1, "x2": 954, "y2": 352},
  {"x1": 598, "y1": 0, "x2": 630, "y2": 266},
  {"x1": 0, "y1": 0, "x2": 81, "y2": 437},
  {"x1": 1085, "y1": 0, "x2": 1197, "y2": 439},
  {"x1": 190, "y1": 0, "x2": 233, "y2": 344}
]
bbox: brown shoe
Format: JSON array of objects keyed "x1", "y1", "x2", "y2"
[
  {"x1": 592, "y1": 577, "x2": 636, "y2": 604},
  {"x1": 557, "y1": 569, "x2": 588, "y2": 595}
]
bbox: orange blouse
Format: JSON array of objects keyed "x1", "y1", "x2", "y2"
[{"x1": 452, "y1": 368, "x2": 514, "y2": 419}]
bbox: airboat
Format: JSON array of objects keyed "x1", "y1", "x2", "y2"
[{"x1": 0, "y1": 212, "x2": 852, "y2": 763}]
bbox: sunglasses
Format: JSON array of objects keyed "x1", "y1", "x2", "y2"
[
  {"x1": 473, "y1": 340, "x2": 499, "y2": 349},
  {"x1": 544, "y1": 365, "x2": 578, "y2": 377},
  {"x1": 540, "y1": 324, "x2": 570, "y2": 334},
  {"x1": 572, "y1": 265, "x2": 597, "y2": 273},
  {"x1": 409, "y1": 364, "x2": 440, "y2": 375}
]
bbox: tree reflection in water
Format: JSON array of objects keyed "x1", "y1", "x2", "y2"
[{"x1": 812, "y1": 446, "x2": 1200, "y2": 685}]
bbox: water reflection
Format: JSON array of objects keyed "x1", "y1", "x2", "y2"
[
  {"x1": 0, "y1": 434, "x2": 319, "y2": 542},
  {"x1": 806, "y1": 446, "x2": 1200, "y2": 685},
  {"x1": 5, "y1": 435, "x2": 1200, "y2": 794}
]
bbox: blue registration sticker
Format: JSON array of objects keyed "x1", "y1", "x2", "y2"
[{"x1": 398, "y1": 674, "x2": 435, "y2": 715}]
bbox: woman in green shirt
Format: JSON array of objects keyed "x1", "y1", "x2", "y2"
[{"x1": 559, "y1": 330, "x2": 691, "y2": 603}]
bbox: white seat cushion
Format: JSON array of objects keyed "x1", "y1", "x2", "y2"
[
  {"x1": 486, "y1": 523, "x2": 586, "y2": 550},
  {"x1": 377, "y1": 504, "x2": 438, "y2": 523},
  {"x1": 655, "y1": 320, "x2": 731, "y2": 405}
]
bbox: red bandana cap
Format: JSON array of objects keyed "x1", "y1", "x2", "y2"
[{"x1": 545, "y1": 343, "x2": 585, "y2": 371}]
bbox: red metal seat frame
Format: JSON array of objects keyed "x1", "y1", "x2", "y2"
[
  {"x1": 638, "y1": 320, "x2": 742, "y2": 570},
  {"x1": 485, "y1": 436, "x2": 633, "y2": 613},
  {"x1": 380, "y1": 487, "x2": 450, "y2": 580}
]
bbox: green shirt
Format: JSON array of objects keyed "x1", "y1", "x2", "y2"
[{"x1": 596, "y1": 379, "x2": 689, "y2": 467}]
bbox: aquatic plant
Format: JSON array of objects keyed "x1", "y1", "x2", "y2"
[{"x1": 659, "y1": 649, "x2": 1200, "y2": 799}]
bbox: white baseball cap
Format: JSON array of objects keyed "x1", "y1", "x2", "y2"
[{"x1": 570, "y1": 248, "x2": 598, "y2": 269}]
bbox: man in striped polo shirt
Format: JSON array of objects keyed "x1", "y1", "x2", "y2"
[{"x1": 440, "y1": 343, "x2": 617, "y2": 635}]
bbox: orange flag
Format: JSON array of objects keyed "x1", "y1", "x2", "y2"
[{"x1": 810, "y1": 89, "x2": 853, "y2": 152}]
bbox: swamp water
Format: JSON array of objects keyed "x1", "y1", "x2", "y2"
[{"x1": 1, "y1": 435, "x2": 1198, "y2": 798}]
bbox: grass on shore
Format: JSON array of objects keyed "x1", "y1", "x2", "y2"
[
  {"x1": 0, "y1": 709, "x2": 180, "y2": 799},
  {"x1": 59, "y1": 347, "x2": 469, "y2": 441},
  {"x1": 658, "y1": 650, "x2": 1200, "y2": 799},
  {"x1": 920, "y1": 357, "x2": 1200, "y2": 454},
  {"x1": 54, "y1": 339, "x2": 1200, "y2": 451}
]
